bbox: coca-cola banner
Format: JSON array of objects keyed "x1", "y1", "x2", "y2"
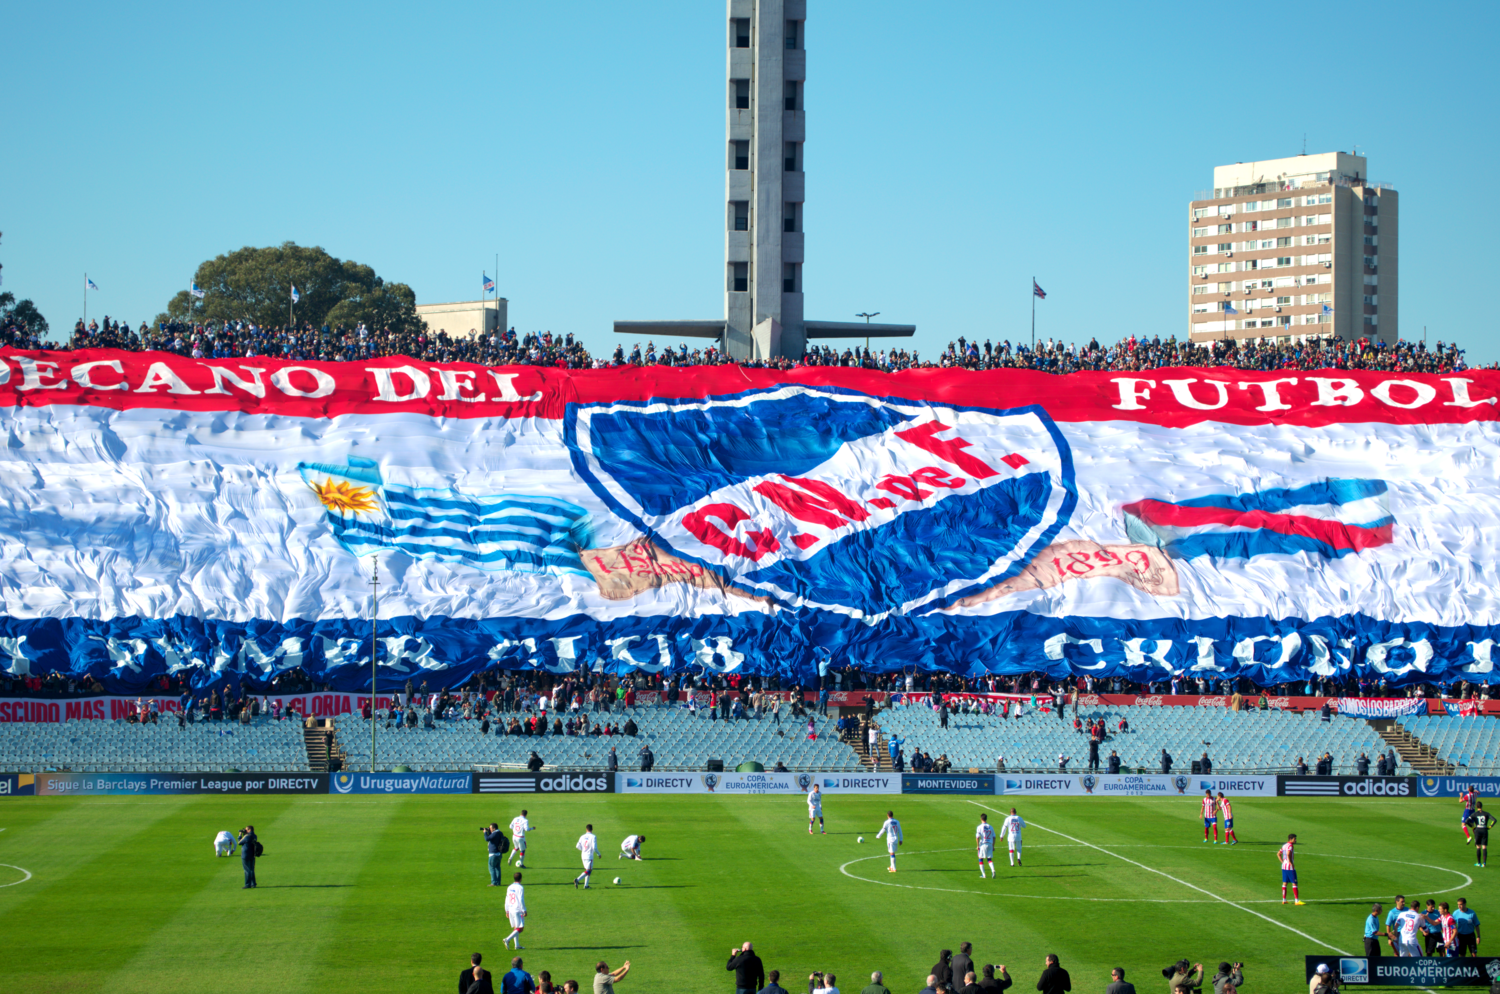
[{"x1": 0, "y1": 350, "x2": 1498, "y2": 692}]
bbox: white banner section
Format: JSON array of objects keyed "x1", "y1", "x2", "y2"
[
  {"x1": 615, "y1": 771, "x2": 900, "y2": 794},
  {"x1": 998, "y1": 773, "x2": 1277, "y2": 797}
]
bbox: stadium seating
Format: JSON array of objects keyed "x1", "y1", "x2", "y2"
[
  {"x1": 878, "y1": 703, "x2": 1409, "y2": 774},
  {"x1": 0, "y1": 718, "x2": 310, "y2": 773},
  {"x1": 332, "y1": 707, "x2": 866, "y2": 772},
  {"x1": 1397, "y1": 716, "x2": 1500, "y2": 774}
]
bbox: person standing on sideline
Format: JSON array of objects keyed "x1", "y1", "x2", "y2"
[
  {"x1": 594, "y1": 960, "x2": 630, "y2": 994},
  {"x1": 484, "y1": 822, "x2": 508, "y2": 885},
  {"x1": 1363, "y1": 903, "x2": 1384, "y2": 959},
  {"x1": 462, "y1": 953, "x2": 495, "y2": 994},
  {"x1": 1036, "y1": 954, "x2": 1070, "y2": 994},
  {"x1": 976, "y1": 964, "x2": 1010, "y2": 991},
  {"x1": 1452, "y1": 897, "x2": 1481, "y2": 955},
  {"x1": 1105, "y1": 968, "x2": 1134, "y2": 994},
  {"x1": 876, "y1": 810, "x2": 903, "y2": 873},
  {"x1": 858, "y1": 971, "x2": 891, "y2": 994},
  {"x1": 951, "y1": 944, "x2": 975, "y2": 989},
  {"x1": 502, "y1": 957, "x2": 535, "y2": 994},
  {"x1": 509, "y1": 811, "x2": 532, "y2": 868},
  {"x1": 727, "y1": 942, "x2": 765, "y2": 994},
  {"x1": 503, "y1": 872, "x2": 527, "y2": 950},
  {"x1": 236, "y1": 824, "x2": 258, "y2": 889},
  {"x1": 1209, "y1": 962, "x2": 1242, "y2": 994},
  {"x1": 760, "y1": 970, "x2": 790, "y2": 994},
  {"x1": 574, "y1": 824, "x2": 598, "y2": 889}
]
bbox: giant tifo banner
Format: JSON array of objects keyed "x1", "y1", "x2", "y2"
[{"x1": 0, "y1": 350, "x2": 1497, "y2": 692}]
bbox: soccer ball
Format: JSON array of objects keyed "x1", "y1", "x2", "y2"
[
  {"x1": 857, "y1": 836, "x2": 865, "y2": 844},
  {"x1": 613, "y1": 877, "x2": 621, "y2": 885}
]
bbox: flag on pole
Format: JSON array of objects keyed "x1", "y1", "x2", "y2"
[
  {"x1": 1032, "y1": 280, "x2": 1046, "y2": 300},
  {"x1": 189, "y1": 283, "x2": 206, "y2": 299},
  {"x1": 1224, "y1": 302, "x2": 1238, "y2": 314},
  {"x1": 291, "y1": 285, "x2": 301, "y2": 304},
  {"x1": 86, "y1": 278, "x2": 99, "y2": 291},
  {"x1": 1322, "y1": 304, "x2": 1333, "y2": 315},
  {"x1": 483, "y1": 273, "x2": 495, "y2": 293}
]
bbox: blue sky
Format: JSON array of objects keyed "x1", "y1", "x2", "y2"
[{"x1": 4, "y1": 2, "x2": 1496, "y2": 361}]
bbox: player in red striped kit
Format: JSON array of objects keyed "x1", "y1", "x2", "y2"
[
  {"x1": 1217, "y1": 792, "x2": 1239, "y2": 846},
  {"x1": 1279, "y1": 833, "x2": 1304, "y2": 905},
  {"x1": 1200, "y1": 789, "x2": 1220, "y2": 843}
]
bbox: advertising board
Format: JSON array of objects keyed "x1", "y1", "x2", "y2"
[
  {"x1": 1416, "y1": 776, "x2": 1500, "y2": 798},
  {"x1": 30, "y1": 773, "x2": 327, "y2": 796},
  {"x1": 0, "y1": 774, "x2": 34, "y2": 796},
  {"x1": 1279, "y1": 776, "x2": 1416, "y2": 797},
  {"x1": 330, "y1": 772, "x2": 472, "y2": 794},
  {"x1": 615, "y1": 772, "x2": 899, "y2": 794},
  {"x1": 902, "y1": 773, "x2": 996, "y2": 795},
  {"x1": 474, "y1": 773, "x2": 614, "y2": 794},
  {"x1": 1308, "y1": 955, "x2": 1499, "y2": 986}
]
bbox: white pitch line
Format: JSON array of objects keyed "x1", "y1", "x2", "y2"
[
  {"x1": 0, "y1": 863, "x2": 32, "y2": 887},
  {"x1": 969, "y1": 800, "x2": 1351, "y2": 956}
]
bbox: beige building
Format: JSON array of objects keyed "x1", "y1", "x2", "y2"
[
  {"x1": 1188, "y1": 152, "x2": 1395, "y2": 344},
  {"x1": 414, "y1": 298, "x2": 507, "y2": 339}
]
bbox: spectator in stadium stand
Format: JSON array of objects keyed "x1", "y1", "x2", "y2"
[
  {"x1": 1209, "y1": 963, "x2": 1242, "y2": 994},
  {"x1": 1364, "y1": 903, "x2": 1384, "y2": 958},
  {"x1": 1296, "y1": 757, "x2": 1309, "y2": 775},
  {"x1": 727, "y1": 941, "x2": 765, "y2": 994},
  {"x1": 1320, "y1": 701, "x2": 1332, "y2": 722},
  {"x1": 1035, "y1": 954, "x2": 1071, "y2": 994},
  {"x1": 1199, "y1": 752, "x2": 1212, "y2": 775},
  {"x1": 1160, "y1": 749, "x2": 1173, "y2": 774},
  {"x1": 462, "y1": 953, "x2": 495, "y2": 994},
  {"x1": 527, "y1": 751, "x2": 544, "y2": 772},
  {"x1": 758, "y1": 970, "x2": 789, "y2": 994},
  {"x1": 1107, "y1": 750, "x2": 1122, "y2": 774},
  {"x1": 1105, "y1": 969, "x2": 1134, "y2": 994},
  {"x1": 1357, "y1": 752, "x2": 1370, "y2": 775},
  {"x1": 607, "y1": 747, "x2": 618, "y2": 772}
]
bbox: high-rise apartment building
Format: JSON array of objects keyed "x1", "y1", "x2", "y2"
[
  {"x1": 1187, "y1": 152, "x2": 1396, "y2": 344},
  {"x1": 613, "y1": 0, "x2": 913, "y2": 360}
]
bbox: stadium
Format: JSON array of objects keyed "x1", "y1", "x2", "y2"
[{"x1": 6, "y1": 4, "x2": 1500, "y2": 994}]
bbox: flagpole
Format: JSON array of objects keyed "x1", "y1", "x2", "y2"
[
  {"x1": 83, "y1": 273, "x2": 87, "y2": 329},
  {"x1": 1030, "y1": 276, "x2": 1035, "y2": 350}
]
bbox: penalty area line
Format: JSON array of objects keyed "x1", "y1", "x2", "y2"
[{"x1": 968, "y1": 800, "x2": 1350, "y2": 957}]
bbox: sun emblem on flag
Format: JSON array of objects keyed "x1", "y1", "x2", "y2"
[{"x1": 311, "y1": 477, "x2": 379, "y2": 516}]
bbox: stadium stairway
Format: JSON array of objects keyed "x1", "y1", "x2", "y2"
[
  {"x1": 302, "y1": 718, "x2": 338, "y2": 773},
  {"x1": 1369, "y1": 718, "x2": 1454, "y2": 775},
  {"x1": 860, "y1": 717, "x2": 890, "y2": 772}
]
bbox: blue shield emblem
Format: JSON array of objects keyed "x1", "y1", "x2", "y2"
[{"x1": 567, "y1": 387, "x2": 1075, "y2": 619}]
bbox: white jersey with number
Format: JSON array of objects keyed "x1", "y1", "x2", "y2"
[
  {"x1": 808, "y1": 789, "x2": 822, "y2": 816},
  {"x1": 505, "y1": 881, "x2": 526, "y2": 928},
  {"x1": 1001, "y1": 814, "x2": 1024, "y2": 842},
  {"x1": 976, "y1": 821, "x2": 996, "y2": 857},
  {"x1": 1395, "y1": 909, "x2": 1424, "y2": 956},
  {"x1": 576, "y1": 831, "x2": 597, "y2": 866},
  {"x1": 877, "y1": 817, "x2": 903, "y2": 852},
  {"x1": 510, "y1": 815, "x2": 531, "y2": 849},
  {"x1": 622, "y1": 834, "x2": 641, "y2": 853}
]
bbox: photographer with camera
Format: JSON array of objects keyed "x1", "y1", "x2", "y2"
[
  {"x1": 1209, "y1": 963, "x2": 1242, "y2": 994},
  {"x1": 236, "y1": 824, "x2": 259, "y2": 889},
  {"x1": 807, "y1": 971, "x2": 838, "y2": 994},
  {"x1": 1164, "y1": 961, "x2": 1201, "y2": 994},
  {"x1": 1309, "y1": 964, "x2": 1338, "y2": 994}
]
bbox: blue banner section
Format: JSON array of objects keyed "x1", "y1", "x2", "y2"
[
  {"x1": 902, "y1": 773, "x2": 996, "y2": 794},
  {"x1": 1415, "y1": 775, "x2": 1500, "y2": 798},
  {"x1": 329, "y1": 772, "x2": 472, "y2": 794},
  {"x1": 2, "y1": 605, "x2": 1494, "y2": 694}
]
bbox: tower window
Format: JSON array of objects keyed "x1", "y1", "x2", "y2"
[
  {"x1": 733, "y1": 18, "x2": 750, "y2": 48},
  {"x1": 786, "y1": 21, "x2": 800, "y2": 49},
  {"x1": 731, "y1": 201, "x2": 749, "y2": 232},
  {"x1": 730, "y1": 263, "x2": 748, "y2": 293},
  {"x1": 733, "y1": 79, "x2": 750, "y2": 110},
  {"x1": 784, "y1": 81, "x2": 798, "y2": 111},
  {"x1": 783, "y1": 263, "x2": 800, "y2": 294},
  {"x1": 784, "y1": 142, "x2": 799, "y2": 172},
  {"x1": 731, "y1": 140, "x2": 749, "y2": 171},
  {"x1": 784, "y1": 202, "x2": 797, "y2": 233}
]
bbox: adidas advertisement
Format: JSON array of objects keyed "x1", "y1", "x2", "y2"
[
  {"x1": 474, "y1": 773, "x2": 614, "y2": 794},
  {"x1": 330, "y1": 772, "x2": 472, "y2": 794},
  {"x1": 1307, "y1": 955, "x2": 1500, "y2": 986},
  {"x1": 1280, "y1": 777, "x2": 1415, "y2": 798}
]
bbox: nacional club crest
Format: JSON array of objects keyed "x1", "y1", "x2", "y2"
[
  {"x1": 702, "y1": 773, "x2": 719, "y2": 792},
  {"x1": 1081, "y1": 774, "x2": 1098, "y2": 794},
  {"x1": 567, "y1": 387, "x2": 1076, "y2": 620},
  {"x1": 796, "y1": 773, "x2": 814, "y2": 792},
  {"x1": 1173, "y1": 775, "x2": 1191, "y2": 794}
]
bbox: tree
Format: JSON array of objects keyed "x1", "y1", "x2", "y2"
[
  {"x1": 161, "y1": 242, "x2": 424, "y2": 332},
  {"x1": 0, "y1": 291, "x2": 48, "y2": 334}
]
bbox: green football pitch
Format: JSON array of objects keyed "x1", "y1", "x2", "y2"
[{"x1": 0, "y1": 793, "x2": 1489, "y2": 993}]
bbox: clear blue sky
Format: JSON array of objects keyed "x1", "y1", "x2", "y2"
[{"x1": 4, "y1": 2, "x2": 1497, "y2": 361}]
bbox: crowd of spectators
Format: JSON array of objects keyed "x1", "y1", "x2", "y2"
[{"x1": 0, "y1": 304, "x2": 1488, "y2": 378}]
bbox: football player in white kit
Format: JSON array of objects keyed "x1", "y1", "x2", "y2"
[
  {"x1": 213, "y1": 830, "x2": 236, "y2": 857},
  {"x1": 509, "y1": 810, "x2": 533, "y2": 868},
  {"x1": 619, "y1": 834, "x2": 645, "y2": 860},
  {"x1": 975, "y1": 813, "x2": 997, "y2": 878},
  {"x1": 1000, "y1": 807, "x2": 1025, "y2": 867},
  {"x1": 503, "y1": 871, "x2": 526, "y2": 949},
  {"x1": 876, "y1": 810, "x2": 903, "y2": 872},
  {"x1": 808, "y1": 783, "x2": 825, "y2": 834},
  {"x1": 574, "y1": 823, "x2": 598, "y2": 889}
]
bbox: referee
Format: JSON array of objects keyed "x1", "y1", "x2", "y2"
[{"x1": 1363, "y1": 903, "x2": 1383, "y2": 959}]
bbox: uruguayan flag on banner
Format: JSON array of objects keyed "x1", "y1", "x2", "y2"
[
  {"x1": 1122, "y1": 479, "x2": 1393, "y2": 560},
  {"x1": 297, "y1": 456, "x2": 592, "y2": 576},
  {"x1": 189, "y1": 282, "x2": 206, "y2": 299}
]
